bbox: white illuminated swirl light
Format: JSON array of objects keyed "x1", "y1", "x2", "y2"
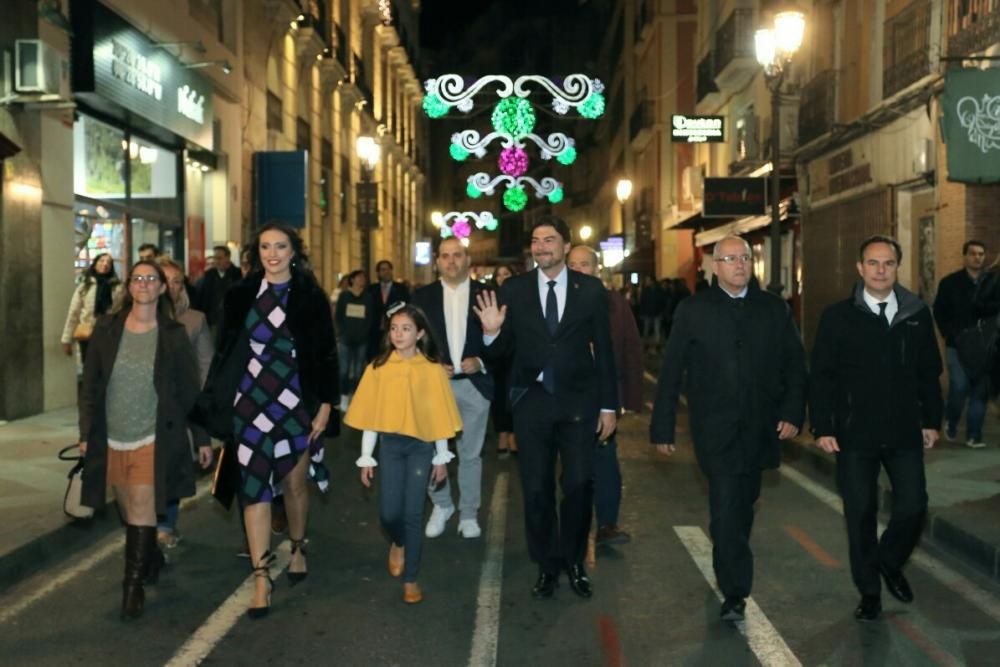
[
  {"x1": 520, "y1": 176, "x2": 562, "y2": 198},
  {"x1": 452, "y1": 130, "x2": 515, "y2": 157},
  {"x1": 513, "y1": 74, "x2": 596, "y2": 106},
  {"x1": 425, "y1": 74, "x2": 604, "y2": 114},
  {"x1": 956, "y1": 94, "x2": 1000, "y2": 154},
  {"x1": 467, "y1": 173, "x2": 564, "y2": 198},
  {"x1": 522, "y1": 132, "x2": 575, "y2": 160},
  {"x1": 441, "y1": 211, "x2": 497, "y2": 228},
  {"x1": 426, "y1": 74, "x2": 515, "y2": 108}
]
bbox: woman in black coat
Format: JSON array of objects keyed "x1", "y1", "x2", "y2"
[
  {"x1": 79, "y1": 260, "x2": 206, "y2": 619},
  {"x1": 196, "y1": 222, "x2": 338, "y2": 618}
]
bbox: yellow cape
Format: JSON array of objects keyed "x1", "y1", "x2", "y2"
[{"x1": 344, "y1": 351, "x2": 463, "y2": 441}]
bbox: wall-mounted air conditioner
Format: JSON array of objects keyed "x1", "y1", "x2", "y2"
[{"x1": 14, "y1": 39, "x2": 68, "y2": 97}]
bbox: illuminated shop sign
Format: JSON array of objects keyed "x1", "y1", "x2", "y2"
[{"x1": 671, "y1": 114, "x2": 725, "y2": 143}]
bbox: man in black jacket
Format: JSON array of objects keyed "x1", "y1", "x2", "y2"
[
  {"x1": 810, "y1": 235, "x2": 942, "y2": 622},
  {"x1": 412, "y1": 238, "x2": 493, "y2": 540},
  {"x1": 196, "y1": 245, "x2": 242, "y2": 330},
  {"x1": 367, "y1": 259, "x2": 410, "y2": 358},
  {"x1": 475, "y1": 216, "x2": 617, "y2": 600},
  {"x1": 933, "y1": 240, "x2": 988, "y2": 448},
  {"x1": 650, "y1": 235, "x2": 807, "y2": 622}
]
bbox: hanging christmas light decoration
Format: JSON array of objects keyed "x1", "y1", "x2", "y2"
[
  {"x1": 423, "y1": 93, "x2": 449, "y2": 118},
  {"x1": 451, "y1": 217, "x2": 472, "y2": 238},
  {"x1": 498, "y1": 147, "x2": 529, "y2": 177},
  {"x1": 503, "y1": 187, "x2": 528, "y2": 212},
  {"x1": 436, "y1": 211, "x2": 500, "y2": 238},
  {"x1": 450, "y1": 144, "x2": 470, "y2": 161},
  {"x1": 491, "y1": 98, "x2": 536, "y2": 135},
  {"x1": 423, "y1": 74, "x2": 604, "y2": 119}
]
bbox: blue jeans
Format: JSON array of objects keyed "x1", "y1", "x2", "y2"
[
  {"x1": 594, "y1": 436, "x2": 622, "y2": 528},
  {"x1": 945, "y1": 347, "x2": 987, "y2": 441},
  {"x1": 378, "y1": 433, "x2": 433, "y2": 583},
  {"x1": 157, "y1": 500, "x2": 180, "y2": 534},
  {"x1": 338, "y1": 342, "x2": 368, "y2": 395}
]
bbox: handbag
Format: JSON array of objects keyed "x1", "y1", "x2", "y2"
[
  {"x1": 955, "y1": 316, "x2": 999, "y2": 381},
  {"x1": 58, "y1": 444, "x2": 95, "y2": 520},
  {"x1": 72, "y1": 321, "x2": 94, "y2": 341}
]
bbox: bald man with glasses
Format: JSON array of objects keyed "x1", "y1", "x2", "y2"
[{"x1": 650, "y1": 235, "x2": 807, "y2": 622}]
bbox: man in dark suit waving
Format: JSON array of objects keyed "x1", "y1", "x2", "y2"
[
  {"x1": 475, "y1": 216, "x2": 618, "y2": 599},
  {"x1": 412, "y1": 237, "x2": 493, "y2": 539}
]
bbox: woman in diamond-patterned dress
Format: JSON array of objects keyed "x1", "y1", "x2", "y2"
[{"x1": 209, "y1": 223, "x2": 338, "y2": 619}]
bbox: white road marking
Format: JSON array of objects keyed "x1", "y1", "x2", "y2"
[
  {"x1": 165, "y1": 540, "x2": 292, "y2": 667},
  {"x1": 779, "y1": 465, "x2": 1000, "y2": 626},
  {"x1": 467, "y1": 472, "x2": 509, "y2": 667},
  {"x1": 0, "y1": 478, "x2": 211, "y2": 625},
  {"x1": 674, "y1": 526, "x2": 803, "y2": 667}
]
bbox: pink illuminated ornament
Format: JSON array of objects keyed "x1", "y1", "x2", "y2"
[
  {"x1": 452, "y1": 217, "x2": 472, "y2": 238},
  {"x1": 498, "y1": 147, "x2": 529, "y2": 177}
]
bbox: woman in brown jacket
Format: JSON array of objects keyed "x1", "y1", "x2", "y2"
[{"x1": 78, "y1": 260, "x2": 207, "y2": 620}]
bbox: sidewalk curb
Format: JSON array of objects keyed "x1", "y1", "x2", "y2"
[{"x1": 780, "y1": 439, "x2": 1000, "y2": 584}]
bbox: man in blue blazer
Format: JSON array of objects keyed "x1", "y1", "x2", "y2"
[
  {"x1": 412, "y1": 238, "x2": 494, "y2": 539},
  {"x1": 476, "y1": 216, "x2": 618, "y2": 599}
]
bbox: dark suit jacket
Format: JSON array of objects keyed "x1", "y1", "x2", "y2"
[
  {"x1": 486, "y1": 268, "x2": 617, "y2": 411},
  {"x1": 650, "y1": 282, "x2": 807, "y2": 473},
  {"x1": 193, "y1": 272, "x2": 339, "y2": 440},
  {"x1": 411, "y1": 279, "x2": 494, "y2": 401},
  {"x1": 367, "y1": 280, "x2": 410, "y2": 354},
  {"x1": 80, "y1": 313, "x2": 201, "y2": 514}
]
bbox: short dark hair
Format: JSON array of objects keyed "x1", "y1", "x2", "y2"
[
  {"x1": 375, "y1": 259, "x2": 393, "y2": 271},
  {"x1": 347, "y1": 269, "x2": 366, "y2": 286},
  {"x1": 137, "y1": 243, "x2": 160, "y2": 256},
  {"x1": 373, "y1": 303, "x2": 442, "y2": 368},
  {"x1": 963, "y1": 240, "x2": 986, "y2": 255},
  {"x1": 213, "y1": 245, "x2": 231, "y2": 257},
  {"x1": 529, "y1": 215, "x2": 571, "y2": 244},
  {"x1": 858, "y1": 235, "x2": 902, "y2": 262}
]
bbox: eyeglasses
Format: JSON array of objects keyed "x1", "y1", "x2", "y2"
[
  {"x1": 130, "y1": 274, "x2": 160, "y2": 284},
  {"x1": 716, "y1": 254, "x2": 751, "y2": 265}
]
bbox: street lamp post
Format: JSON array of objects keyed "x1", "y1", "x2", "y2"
[
  {"x1": 755, "y1": 10, "x2": 805, "y2": 295},
  {"x1": 615, "y1": 178, "x2": 633, "y2": 253},
  {"x1": 356, "y1": 135, "x2": 381, "y2": 276}
]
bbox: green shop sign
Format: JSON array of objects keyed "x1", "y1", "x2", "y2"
[
  {"x1": 941, "y1": 68, "x2": 1000, "y2": 184},
  {"x1": 71, "y1": 0, "x2": 213, "y2": 150}
]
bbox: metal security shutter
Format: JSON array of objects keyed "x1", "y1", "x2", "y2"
[{"x1": 801, "y1": 188, "x2": 892, "y2": 349}]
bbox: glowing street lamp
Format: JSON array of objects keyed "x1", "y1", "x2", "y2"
[
  {"x1": 579, "y1": 224, "x2": 593, "y2": 242},
  {"x1": 431, "y1": 210, "x2": 444, "y2": 228},
  {"x1": 616, "y1": 178, "x2": 633, "y2": 254}
]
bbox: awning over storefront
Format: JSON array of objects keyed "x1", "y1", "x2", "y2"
[{"x1": 694, "y1": 198, "x2": 797, "y2": 247}]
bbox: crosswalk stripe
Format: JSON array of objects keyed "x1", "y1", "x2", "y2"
[
  {"x1": 467, "y1": 472, "x2": 509, "y2": 667},
  {"x1": 674, "y1": 526, "x2": 803, "y2": 667},
  {"x1": 779, "y1": 465, "x2": 1000, "y2": 626},
  {"x1": 165, "y1": 539, "x2": 292, "y2": 667}
]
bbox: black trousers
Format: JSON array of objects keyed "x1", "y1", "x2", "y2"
[
  {"x1": 513, "y1": 385, "x2": 598, "y2": 573},
  {"x1": 707, "y1": 469, "x2": 762, "y2": 599},
  {"x1": 836, "y1": 447, "x2": 927, "y2": 597}
]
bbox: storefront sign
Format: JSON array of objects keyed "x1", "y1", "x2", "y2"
[
  {"x1": 942, "y1": 68, "x2": 1000, "y2": 183},
  {"x1": 702, "y1": 177, "x2": 766, "y2": 217},
  {"x1": 671, "y1": 114, "x2": 725, "y2": 143},
  {"x1": 71, "y1": 0, "x2": 214, "y2": 150}
]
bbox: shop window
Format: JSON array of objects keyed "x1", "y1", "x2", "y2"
[{"x1": 74, "y1": 114, "x2": 126, "y2": 198}]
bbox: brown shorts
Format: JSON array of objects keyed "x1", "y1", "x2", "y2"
[{"x1": 106, "y1": 443, "x2": 155, "y2": 486}]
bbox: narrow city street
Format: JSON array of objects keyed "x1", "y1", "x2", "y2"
[{"x1": 2, "y1": 375, "x2": 998, "y2": 667}]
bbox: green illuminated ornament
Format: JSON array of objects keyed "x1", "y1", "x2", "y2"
[
  {"x1": 423, "y1": 94, "x2": 449, "y2": 118},
  {"x1": 491, "y1": 98, "x2": 536, "y2": 135},
  {"x1": 579, "y1": 93, "x2": 605, "y2": 119},
  {"x1": 466, "y1": 182, "x2": 482, "y2": 199},
  {"x1": 503, "y1": 186, "x2": 528, "y2": 212},
  {"x1": 450, "y1": 144, "x2": 469, "y2": 161},
  {"x1": 557, "y1": 146, "x2": 577, "y2": 165},
  {"x1": 548, "y1": 188, "x2": 564, "y2": 204}
]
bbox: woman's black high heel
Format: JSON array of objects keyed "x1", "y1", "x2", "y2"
[
  {"x1": 247, "y1": 550, "x2": 276, "y2": 619},
  {"x1": 287, "y1": 538, "x2": 308, "y2": 586}
]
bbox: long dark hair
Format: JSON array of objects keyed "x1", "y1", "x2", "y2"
[
  {"x1": 115, "y1": 260, "x2": 175, "y2": 320},
  {"x1": 83, "y1": 252, "x2": 118, "y2": 285},
  {"x1": 245, "y1": 221, "x2": 318, "y2": 286},
  {"x1": 372, "y1": 303, "x2": 442, "y2": 368},
  {"x1": 491, "y1": 263, "x2": 518, "y2": 288}
]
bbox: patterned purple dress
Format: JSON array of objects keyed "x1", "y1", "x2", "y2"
[{"x1": 233, "y1": 280, "x2": 328, "y2": 503}]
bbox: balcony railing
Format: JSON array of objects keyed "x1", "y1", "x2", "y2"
[
  {"x1": 629, "y1": 99, "x2": 655, "y2": 143},
  {"x1": 799, "y1": 70, "x2": 837, "y2": 145},
  {"x1": 947, "y1": 0, "x2": 1000, "y2": 56},
  {"x1": 697, "y1": 51, "x2": 720, "y2": 103},
  {"x1": 883, "y1": 0, "x2": 932, "y2": 98},
  {"x1": 714, "y1": 8, "x2": 755, "y2": 78}
]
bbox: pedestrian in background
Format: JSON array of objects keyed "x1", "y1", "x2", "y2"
[
  {"x1": 933, "y1": 240, "x2": 988, "y2": 448},
  {"x1": 810, "y1": 235, "x2": 942, "y2": 622},
  {"x1": 368, "y1": 259, "x2": 410, "y2": 359},
  {"x1": 638, "y1": 275, "x2": 665, "y2": 346},
  {"x1": 336, "y1": 270, "x2": 375, "y2": 411},
  {"x1": 346, "y1": 303, "x2": 462, "y2": 604},
  {"x1": 413, "y1": 238, "x2": 494, "y2": 540},
  {"x1": 78, "y1": 260, "x2": 204, "y2": 620},
  {"x1": 196, "y1": 222, "x2": 337, "y2": 619},
  {"x1": 61, "y1": 252, "x2": 123, "y2": 364},
  {"x1": 137, "y1": 243, "x2": 160, "y2": 262},
  {"x1": 567, "y1": 246, "x2": 642, "y2": 548},
  {"x1": 195, "y1": 245, "x2": 242, "y2": 333},
  {"x1": 650, "y1": 235, "x2": 807, "y2": 622},
  {"x1": 156, "y1": 259, "x2": 215, "y2": 549},
  {"x1": 490, "y1": 264, "x2": 518, "y2": 457}
]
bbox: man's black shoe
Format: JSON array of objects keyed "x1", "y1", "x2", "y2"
[
  {"x1": 720, "y1": 596, "x2": 746, "y2": 621},
  {"x1": 531, "y1": 571, "x2": 559, "y2": 599},
  {"x1": 879, "y1": 564, "x2": 914, "y2": 603},
  {"x1": 566, "y1": 564, "x2": 593, "y2": 598},
  {"x1": 854, "y1": 595, "x2": 882, "y2": 621}
]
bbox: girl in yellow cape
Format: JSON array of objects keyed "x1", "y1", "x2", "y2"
[{"x1": 345, "y1": 302, "x2": 462, "y2": 604}]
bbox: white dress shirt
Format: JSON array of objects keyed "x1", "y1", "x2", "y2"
[
  {"x1": 442, "y1": 279, "x2": 469, "y2": 369},
  {"x1": 862, "y1": 289, "x2": 898, "y2": 324}
]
